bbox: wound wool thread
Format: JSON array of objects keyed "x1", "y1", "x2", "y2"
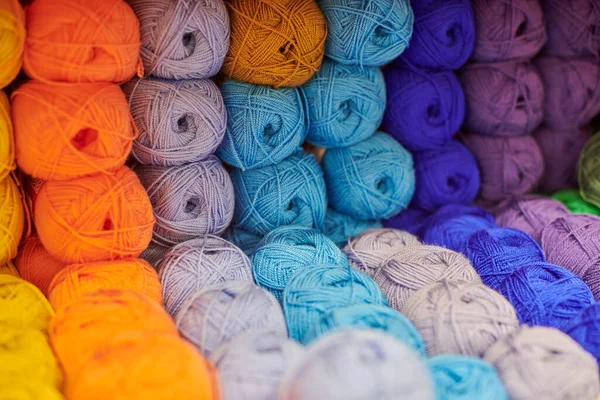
[
  {"x1": 0, "y1": 91, "x2": 15, "y2": 181},
  {"x1": 580, "y1": 133, "x2": 600, "y2": 208},
  {"x1": 14, "y1": 236, "x2": 66, "y2": 296},
  {"x1": 0, "y1": 175, "x2": 23, "y2": 265},
  {"x1": 553, "y1": 189, "x2": 600, "y2": 215},
  {"x1": 322, "y1": 208, "x2": 383, "y2": 248},
  {"x1": 0, "y1": 275, "x2": 54, "y2": 333},
  {"x1": 224, "y1": 227, "x2": 264, "y2": 257},
  {"x1": 563, "y1": 303, "x2": 600, "y2": 368},
  {"x1": 0, "y1": 0, "x2": 25, "y2": 89}
]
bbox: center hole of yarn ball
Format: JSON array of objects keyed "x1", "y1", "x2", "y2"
[
  {"x1": 516, "y1": 95, "x2": 526, "y2": 110},
  {"x1": 177, "y1": 115, "x2": 190, "y2": 133},
  {"x1": 445, "y1": 23, "x2": 460, "y2": 46},
  {"x1": 447, "y1": 176, "x2": 459, "y2": 191},
  {"x1": 279, "y1": 41, "x2": 295, "y2": 55},
  {"x1": 376, "y1": 177, "x2": 390, "y2": 194},
  {"x1": 286, "y1": 200, "x2": 298, "y2": 213},
  {"x1": 182, "y1": 32, "x2": 196, "y2": 51},
  {"x1": 373, "y1": 25, "x2": 390, "y2": 45},
  {"x1": 185, "y1": 196, "x2": 200, "y2": 215},
  {"x1": 515, "y1": 20, "x2": 527, "y2": 38},
  {"x1": 71, "y1": 128, "x2": 98, "y2": 151},
  {"x1": 337, "y1": 100, "x2": 353, "y2": 122},
  {"x1": 427, "y1": 103, "x2": 441, "y2": 121},
  {"x1": 263, "y1": 115, "x2": 283, "y2": 139},
  {"x1": 103, "y1": 217, "x2": 113, "y2": 231}
]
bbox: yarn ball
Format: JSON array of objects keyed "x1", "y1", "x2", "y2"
[
  {"x1": 0, "y1": 275, "x2": 53, "y2": 333},
  {"x1": 0, "y1": 90, "x2": 15, "y2": 181},
  {"x1": 217, "y1": 80, "x2": 306, "y2": 170},
  {"x1": 159, "y1": 235, "x2": 253, "y2": 316},
  {"x1": 382, "y1": 66, "x2": 464, "y2": 152},
  {"x1": 136, "y1": 156, "x2": 234, "y2": 246},
  {"x1": 123, "y1": 77, "x2": 226, "y2": 166},
  {"x1": 322, "y1": 131, "x2": 415, "y2": 220},
  {"x1": 23, "y1": 0, "x2": 140, "y2": 83},
  {"x1": 0, "y1": 261, "x2": 18, "y2": 277},
  {"x1": 427, "y1": 355, "x2": 508, "y2": 400},
  {"x1": 283, "y1": 264, "x2": 387, "y2": 342},
  {"x1": 374, "y1": 245, "x2": 480, "y2": 310},
  {"x1": 223, "y1": 227, "x2": 264, "y2": 257},
  {"x1": 0, "y1": 380, "x2": 63, "y2": 400},
  {"x1": 462, "y1": 133, "x2": 545, "y2": 202},
  {"x1": 139, "y1": 241, "x2": 169, "y2": 269},
  {"x1": 580, "y1": 133, "x2": 600, "y2": 208},
  {"x1": 175, "y1": 280, "x2": 287, "y2": 357},
  {"x1": 223, "y1": 0, "x2": 327, "y2": 87},
  {"x1": 302, "y1": 59, "x2": 386, "y2": 148},
  {"x1": 537, "y1": 56, "x2": 600, "y2": 130},
  {"x1": 251, "y1": 226, "x2": 346, "y2": 301},
  {"x1": 460, "y1": 62, "x2": 544, "y2": 136},
  {"x1": 127, "y1": 0, "x2": 229, "y2": 79},
  {"x1": 402, "y1": 279, "x2": 519, "y2": 357},
  {"x1": 0, "y1": 0, "x2": 24, "y2": 89},
  {"x1": 210, "y1": 330, "x2": 305, "y2": 400},
  {"x1": 543, "y1": 0, "x2": 600, "y2": 58},
  {"x1": 470, "y1": 0, "x2": 546, "y2": 62},
  {"x1": 553, "y1": 190, "x2": 600, "y2": 216},
  {"x1": 12, "y1": 81, "x2": 133, "y2": 180},
  {"x1": 14, "y1": 236, "x2": 66, "y2": 296},
  {"x1": 0, "y1": 175, "x2": 23, "y2": 265},
  {"x1": 35, "y1": 166, "x2": 154, "y2": 263},
  {"x1": 383, "y1": 207, "x2": 431, "y2": 236},
  {"x1": 322, "y1": 208, "x2": 383, "y2": 248},
  {"x1": 484, "y1": 326, "x2": 600, "y2": 400},
  {"x1": 564, "y1": 303, "x2": 600, "y2": 368},
  {"x1": 231, "y1": 151, "x2": 326, "y2": 235},
  {"x1": 411, "y1": 140, "x2": 480, "y2": 212},
  {"x1": 317, "y1": 0, "x2": 414, "y2": 67},
  {"x1": 278, "y1": 329, "x2": 434, "y2": 400},
  {"x1": 343, "y1": 228, "x2": 420, "y2": 277}
]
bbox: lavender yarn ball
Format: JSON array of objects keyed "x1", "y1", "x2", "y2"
[
  {"x1": 217, "y1": 80, "x2": 306, "y2": 171},
  {"x1": 175, "y1": 280, "x2": 287, "y2": 357},
  {"x1": 209, "y1": 330, "x2": 305, "y2": 400},
  {"x1": 322, "y1": 131, "x2": 415, "y2": 220},
  {"x1": 402, "y1": 280, "x2": 519, "y2": 357},
  {"x1": 484, "y1": 326, "x2": 600, "y2": 400},
  {"x1": 322, "y1": 208, "x2": 383, "y2": 248},
  {"x1": 139, "y1": 242, "x2": 170, "y2": 269},
  {"x1": 278, "y1": 329, "x2": 434, "y2": 400},
  {"x1": 374, "y1": 245, "x2": 481, "y2": 311},
  {"x1": 343, "y1": 228, "x2": 420, "y2": 277},
  {"x1": 251, "y1": 226, "x2": 347, "y2": 301},
  {"x1": 158, "y1": 236, "x2": 253, "y2": 317},
  {"x1": 471, "y1": 0, "x2": 546, "y2": 62},
  {"x1": 223, "y1": 227, "x2": 263, "y2": 257},
  {"x1": 302, "y1": 59, "x2": 386, "y2": 148},
  {"x1": 384, "y1": 207, "x2": 431, "y2": 236},
  {"x1": 543, "y1": 0, "x2": 600, "y2": 58},
  {"x1": 564, "y1": 303, "x2": 600, "y2": 368},
  {"x1": 283, "y1": 264, "x2": 387, "y2": 342},
  {"x1": 123, "y1": 77, "x2": 225, "y2": 166},
  {"x1": 128, "y1": 0, "x2": 229, "y2": 79},
  {"x1": 231, "y1": 151, "x2": 327, "y2": 236},
  {"x1": 382, "y1": 67, "x2": 464, "y2": 152},
  {"x1": 136, "y1": 156, "x2": 234, "y2": 246}
]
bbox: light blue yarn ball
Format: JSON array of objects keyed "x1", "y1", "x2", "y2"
[
  {"x1": 251, "y1": 226, "x2": 347, "y2": 302},
  {"x1": 428, "y1": 355, "x2": 508, "y2": 400},
  {"x1": 323, "y1": 208, "x2": 383, "y2": 247},
  {"x1": 322, "y1": 131, "x2": 415, "y2": 220},
  {"x1": 231, "y1": 151, "x2": 327, "y2": 236},
  {"x1": 317, "y1": 0, "x2": 414, "y2": 67},
  {"x1": 217, "y1": 80, "x2": 307, "y2": 170},
  {"x1": 301, "y1": 59, "x2": 386, "y2": 148},
  {"x1": 223, "y1": 227, "x2": 264, "y2": 257}
]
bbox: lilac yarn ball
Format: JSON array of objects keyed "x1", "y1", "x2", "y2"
[
  {"x1": 384, "y1": 207, "x2": 431, "y2": 236},
  {"x1": 563, "y1": 303, "x2": 600, "y2": 369},
  {"x1": 322, "y1": 208, "x2": 383, "y2": 248}
]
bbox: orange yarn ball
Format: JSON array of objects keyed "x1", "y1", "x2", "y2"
[
  {"x1": 0, "y1": 274, "x2": 54, "y2": 333},
  {"x1": 14, "y1": 236, "x2": 66, "y2": 296},
  {"x1": 0, "y1": 0, "x2": 25, "y2": 89},
  {"x1": 12, "y1": 81, "x2": 135, "y2": 181},
  {"x1": 34, "y1": 166, "x2": 155, "y2": 264},
  {"x1": 0, "y1": 174, "x2": 24, "y2": 265},
  {"x1": 48, "y1": 258, "x2": 162, "y2": 310},
  {"x1": 23, "y1": 0, "x2": 140, "y2": 83},
  {"x1": 0, "y1": 91, "x2": 15, "y2": 181},
  {"x1": 223, "y1": 0, "x2": 327, "y2": 87}
]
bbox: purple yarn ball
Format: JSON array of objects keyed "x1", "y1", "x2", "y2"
[{"x1": 384, "y1": 207, "x2": 431, "y2": 236}]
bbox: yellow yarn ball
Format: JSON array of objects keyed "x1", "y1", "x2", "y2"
[
  {"x1": 0, "y1": 260, "x2": 19, "y2": 276},
  {"x1": 0, "y1": 0, "x2": 24, "y2": 89},
  {"x1": 0, "y1": 275, "x2": 54, "y2": 333},
  {"x1": 0, "y1": 174, "x2": 24, "y2": 264},
  {"x1": 0, "y1": 378, "x2": 63, "y2": 400},
  {"x1": 0, "y1": 91, "x2": 15, "y2": 181}
]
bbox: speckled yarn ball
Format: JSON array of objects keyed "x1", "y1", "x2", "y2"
[{"x1": 322, "y1": 208, "x2": 383, "y2": 248}]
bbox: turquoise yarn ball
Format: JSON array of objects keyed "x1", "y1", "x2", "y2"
[
  {"x1": 323, "y1": 208, "x2": 383, "y2": 247},
  {"x1": 428, "y1": 355, "x2": 508, "y2": 400},
  {"x1": 217, "y1": 80, "x2": 307, "y2": 170},
  {"x1": 251, "y1": 226, "x2": 347, "y2": 301},
  {"x1": 231, "y1": 151, "x2": 327, "y2": 235},
  {"x1": 322, "y1": 131, "x2": 415, "y2": 220},
  {"x1": 302, "y1": 59, "x2": 386, "y2": 148},
  {"x1": 223, "y1": 227, "x2": 263, "y2": 257}
]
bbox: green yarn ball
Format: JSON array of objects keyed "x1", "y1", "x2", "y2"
[
  {"x1": 552, "y1": 190, "x2": 600, "y2": 216},
  {"x1": 579, "y1": 133, "x2": 600, "y2": 208}
]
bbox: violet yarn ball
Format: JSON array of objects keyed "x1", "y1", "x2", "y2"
[
  {"x1": 158, "y1": 235, "x2": 253, "y2": 317},
  {"x1": 322, "y1": 208, "x2": 383, "y2": 248},
  {"x1": 384, "y1": 207, "x2": 431, "y2": 236},
  {"x1": 543, "y1": 0, "x2": 600, "y2": 58},
  {"x1": 563, "y1": 303, "x2": 600, "y2": 369},
  {"x1": 460, "y1": 62, "x2": 544, "y2": 136},
  {"x1": 223, "y1": 227, "x2": 263, "y2": 257},
  {"x1": 471, "y1": 0, "x2": 546, "y2": 62},
  {"x1": 382, "y1": 66, "x2": 465, "y2": 152},
  {"x1": 127, "y1": 0, "x2": 230, "y2": 79},
  {"x1": 136, "y1": 156, "x2": 235, "y2": 246}
]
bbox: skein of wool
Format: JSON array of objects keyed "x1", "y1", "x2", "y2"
[
  {"x1": 470, "y1": 0, "x2": 546, "y2": 62},
  {"x1": 278, "y1": 329, "x2": 434, "y2": 400},
  {"x1": 0, "y1": 380, "x2": 63, "y2": 400},
  {"x1": 231, "y1": 151, "x2": 326, "y2": 236},
  {"x1": 322, "y1": 208, "x2": 383, "y2": 248},
  {"x1": 484, "y1": 326, "x2": 600, "y2": 400},
  {"x1": 382, "y1": 66, "x2": 464, "y2": 152},
  {"x1": 553, "y1": 190, "x2": 600, "y2": 216},
  {"x1": 136, "y1": 156, "x2": 234, "y2": 245},
  {"x1": 0, "y1": 261, "x2": 18, "y2": 277},
  {"x1": 14, "y1": 236, "x2": 66, "y2": 296},
  {"x1": 123, "y1": 77, "x2": 226, "y2": 166},
  {"x1": 217, "y1": 80, "x2": 306, "y2": 171},
  {"x1": 127, "y1": 0, "x2": 229, "y2": 80},
  {"x1": 373, "y1": 245, "x2": 480, "y2": 311},
  {"x1": 159, "y1": 236, "x2": 253, "y2": 316},
  {"x1": 580, "y1": 133, "x2": 600, "y2": 208},
  {"x1": 564, "y1": 303, "x2": 600, "y2": 368},
  {"x1": 383, "y1": 207, "x2": 431, "y2": 236},
  {"x1": 0, "y1": 275, "x2": 53, "y2": 333},
  {"x1": 0, "y1": 175, "x2": 23, "y2": 265},
  {"x1": 460, "y1": 62, "x2": 544, "y2": 136},
  {"x1": 23, "y1": 0, "x2": 140, "y2": 83},
  {"x1": 0, "y1": 91, "x2": 15, "y2": 181},
  {"x1": 317, "y1": 0, "x2": 414, "y2": 67},
  {"x1": 302, "y1": 59, "x2": 386, "y2": 148},
  {"x1": 0, "y1": 0, "x2": 24, "y2": 88},
  {"x1": 223, "y1": 0, "x2": 327, "y2": 87},
  {"x1": 223, "y1": 227, "x2": 263, "y2": 257}
]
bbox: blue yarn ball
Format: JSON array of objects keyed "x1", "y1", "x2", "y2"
[
  {"x1": 251, "y1": 226, "x2": 347, "y2": 301},
  {"x1": 382, "y1": 66, "x2": 465, "y2": 152},
  {"x1": 301, "y1": 59, "x2": 386, "y2": 148},
  {"x1": 411, "y1": 140, "x2": 480, "y2": 212},
  {"x1": 564, "y1": 303, "x2": 600, "y2": 368},
  {"x1": 498, "y1": 263, "x2": 594, "y2": 330},
  {"x1": 317, "y1": 0, "x2": 414, "y2": 67},
  {"x1": 231, "y1": 151, "x2": 327, "y2": 236},
  {"x1": 323, "y1": 208, "x2": 383, "y2": 247},
  {"x1": 428, "y1": 355, "x2": 508, "y2": 400},
  {"x1": 322, "y1": 131, "x2": 415, "y2": 220},
  {"x1": 223, "y1": 227, "x2": 263, "y2": 257},
  {"x1": 384, "y1": 207, "x2": 432, "y2": 236},
  {"x1": 283, "y1": 264, "x2": 388, "y2": 342},
  {"x1": 217, "y1": 80, "x2": 306, "y2": 170}
]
